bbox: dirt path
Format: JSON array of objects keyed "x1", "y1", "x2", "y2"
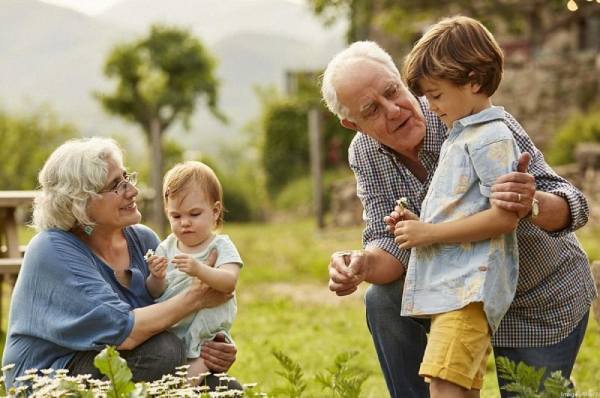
[{"x1": 240, "y1": 281, "x2": 368, "y2": 306}]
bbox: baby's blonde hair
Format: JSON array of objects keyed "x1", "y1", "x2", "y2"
[{"x1": 162, "y1": 161, "x2": 224, "y2": 228}]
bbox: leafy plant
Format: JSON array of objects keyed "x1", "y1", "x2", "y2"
[
  {"x1": 271, "y1": 349, "x2": 370, "y2": 398},
  {"x1": 496, "y1": 356, "x2": 574, "y2": 398},
  {"x1": 0, "y1": 346, "x2": 256, "y2": 397},
  {"x1": 547, "y1": 109, "x2": 600, "y2": 165},
  {"x1": 93, "y1": 346, "x2": 136, "y2": 398},
  {"x1": 272, "y1": 350, "x2": 308, "y2": 398},
  {"x1": 315, "y1": 351, "x2": 370, "y2": 398}
]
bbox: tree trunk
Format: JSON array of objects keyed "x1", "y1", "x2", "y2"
[{"x1": 150, "y1": 118, "x2": 166, "y2": 236}]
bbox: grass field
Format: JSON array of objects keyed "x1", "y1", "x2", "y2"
[{"x1": 1, "y1": 220, "x2": 599, "y2": 397}]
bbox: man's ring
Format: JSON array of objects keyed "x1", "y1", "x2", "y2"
[{"x1": 517, "y1": 193, "x2": 522, "y2": 202}]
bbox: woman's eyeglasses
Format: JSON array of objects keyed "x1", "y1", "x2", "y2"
[{"x1": 98, "y1": 172, "x2": 138, "y2": 195}]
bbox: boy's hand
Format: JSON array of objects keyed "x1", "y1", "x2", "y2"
[
  {"x1": 384, "y1": 205, "x2": 419, "y2": 234},
  {"x1": 394, "y1": 220, "x2": 432, "y2": 249},
  {"x1": 147, "y1": 255, "x2": 168, "y2": 279},
  {"x1": 171, "y1": 254, "x2": 203, "y2": 277}
]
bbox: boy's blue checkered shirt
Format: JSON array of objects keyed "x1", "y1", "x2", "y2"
[{"x1": 349, "y1": 97, "x2": 597, "y2": 347}]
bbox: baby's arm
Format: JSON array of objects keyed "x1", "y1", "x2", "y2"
[
  {"x1": 394, "y1": 206, "x2": 518, "y2": 249},
  {"x1": 145, "y1": 249, "x2": 169, "y2": 298},
  {"x1": 171, "y1": 255, "x2": 240, "y2": 294}
]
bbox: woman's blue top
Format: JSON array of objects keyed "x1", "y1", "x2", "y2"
[{"x1": 2, "y1": 224, "x2": 159, "y2": 388}]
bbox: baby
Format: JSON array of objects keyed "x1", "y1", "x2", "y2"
[{"x1": 145, "y1": 161, "x2": 243, "y2": 381}]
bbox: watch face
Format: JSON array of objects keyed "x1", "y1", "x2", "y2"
[{"x1": 531, "y1": 198, "x2": 540, "y2": 218}]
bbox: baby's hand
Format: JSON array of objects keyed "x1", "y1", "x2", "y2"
[
  {"x1": 147, "y1": 255, "x2": 168, "y2": 279},
  {"x1": 171, "y1": 254, "x2": 202, "y2": 277}
]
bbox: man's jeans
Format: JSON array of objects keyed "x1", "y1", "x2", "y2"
[{"x1": 365, "y1": 279, "x2": 589, "y2": 398}]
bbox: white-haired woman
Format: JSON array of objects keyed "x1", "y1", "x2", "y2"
[{"x1": 2, "y1": 137, "x2": 239, "y2": 390}]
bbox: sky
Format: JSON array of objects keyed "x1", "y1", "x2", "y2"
[
  {"x1": 40, "y1": 0, "x2": 305, "y2": 16},
  {"x1": 40, "y1": 0, "x2": 122, "y2": 15}
]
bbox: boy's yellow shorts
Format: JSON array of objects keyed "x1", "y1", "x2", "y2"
[{"x1": 419, "y1": 302, "x2": 492, "y2": 390}]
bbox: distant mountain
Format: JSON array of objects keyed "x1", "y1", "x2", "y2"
[
  {"x1": 0, "y1": 0, "x2": 135, "y2": 135},
  {"x1": 98, "y1": 0, "x2": 345, "y2": 44},
  {"x1": 0, "y1": 0, "x2": 345, "y2": 152}
]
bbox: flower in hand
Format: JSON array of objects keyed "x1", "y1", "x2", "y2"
[
  {"x1": 147, "y1": 255, "x2": 168, "y2": 279},
  {"x1": 394, "y1": 220, "x2": 432, "y2": 249}
]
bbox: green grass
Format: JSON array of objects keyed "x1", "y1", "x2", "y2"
[{"x1": 2, "y1": 221, "x2": 599, "y2": 397}]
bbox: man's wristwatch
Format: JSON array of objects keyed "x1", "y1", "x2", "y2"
[{"x1": 528, "y1": 197, "x2": 540, "y2": 220}]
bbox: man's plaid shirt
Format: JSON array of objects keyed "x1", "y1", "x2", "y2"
[{"x1": 349, "y1": 97, "x2": 597, "y2": 347}]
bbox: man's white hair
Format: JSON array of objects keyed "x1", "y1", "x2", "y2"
[
  {"x1": 32, "y1": 137, "x2": 124, "y2": 231},
  {"x1": 321, "y1": 41, "x2": 401, "y2": 120}
]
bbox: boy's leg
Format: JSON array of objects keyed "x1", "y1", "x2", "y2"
[
  {"x1": 365, "y1": 279, "x2": 430, "y2": 398},
  {"x1": 493, "y1": 311, "x2": 589, "y2": 398},
  {"x1": 419, "y1": 302, "x2": 491, "y2": 398},
  {"x1": 67, "y1": 331, "x2": 186, "y2": 381}
]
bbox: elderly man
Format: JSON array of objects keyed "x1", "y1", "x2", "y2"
[{"x1": 322, "y1": 41, "x2": 596, "y2": 398}]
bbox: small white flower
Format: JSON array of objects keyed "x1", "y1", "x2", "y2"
[
  {"x1": 144, "y1": 249, "x2": 155, "y2": 261},
  {"x1": 1, "y1": 363, "x2": 15, "y2": 371}
]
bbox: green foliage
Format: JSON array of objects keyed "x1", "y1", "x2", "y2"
[
  {"x1": 496, "y1": 356, "x2": 574, "y2": 398},
  {"x1": 0, "y1": 346, "x2": 253, "y2": 397},
  {"x1": 308, "y1": 0, "x2": 576, "y2": 51},
  {"x1": 271, "y1": 349, "x2": 369, "y2": 398},
  {"x1": 315, "y1": 351, "x2": 370, "y2": 398},
  {"x1": 261, "y1": 97, "x2": 310, "y2": 195},
  {"x1": 258, "y1": 85, "x2": 353, "y2": 198},
  {"x1": 96, "y1": 24, "x2": 224, "y2": 134},
  {"x1": 272, "y1": 350, "x2": 308, "y2": 398},
  {"x1": 273, "y1": 169, "x2": 354, "y2": 215},
  {"x1": 0, "y1": 106, "x2": 77, "y2": 190},
  {"x1": 94, "y1": 346, "x2": 135, "y2": 398},
  {"x1": 547, "y1": 109, "x2": 600, "y2": 165}
]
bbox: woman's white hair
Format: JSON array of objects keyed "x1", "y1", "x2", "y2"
[
  {"x1": 321, "y1": 41, "x2": 401, "y2": 120},
  {"x1": 32, "y1": 137, "x2": 124, "y2": 231}
]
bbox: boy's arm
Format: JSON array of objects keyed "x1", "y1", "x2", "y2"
[{"x1": 394, "y1": 206, "x2": 518, "y2": 249}]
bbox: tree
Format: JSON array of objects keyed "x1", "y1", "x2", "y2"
[
  {"x1": 307, "y1": 0, "x2": 600, "y2": 56},
  {"x1": 0, "y1": 106, "x2": 77, "y2": 190},
  {"x1": 95, "y1": 24, "x2": 225, "y2": 233}
]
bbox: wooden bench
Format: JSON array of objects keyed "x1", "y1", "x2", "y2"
[{"x1": 0, "y1": 257, "x2": 22, "y2": 325}]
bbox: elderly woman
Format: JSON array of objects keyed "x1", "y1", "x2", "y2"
[{"x1": 2, "y1": 137, "x2": 238, "y2": 389}]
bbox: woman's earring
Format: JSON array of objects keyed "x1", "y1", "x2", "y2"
[{"x1": 83, "y1": 225, "x2": 94, "y2": 236}]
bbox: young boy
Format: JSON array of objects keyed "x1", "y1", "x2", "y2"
[{"x1": 391, "y1": 16, "x2": 521, "y2": 397}]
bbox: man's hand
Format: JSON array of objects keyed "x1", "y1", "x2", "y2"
[
  {"x1": 490, "y1": 152, "x2": 535, "y2": 218},
  {"x1": 394, "y1": 220, "x2": 433, "y2": 249},
  {"x1": 147, "y1": 255, "x2": 168, "y2": 279},
  {"x1": 328, "y1": 250, "x2": 368, "y2": 296},
  {"x1": 201, "y1": 333, "x2": 237, "y2": 372}
]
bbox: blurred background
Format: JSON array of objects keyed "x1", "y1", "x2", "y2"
[{"x1": 1, "y1": 1, "x2": 600, "y2": 396}]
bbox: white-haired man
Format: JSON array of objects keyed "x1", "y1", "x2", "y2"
[{"x1": 322, "y1": 41, "x2": 595, "y2": 398}]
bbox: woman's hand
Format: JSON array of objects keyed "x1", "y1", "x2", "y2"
[
  {"x1": 200, "y1": 333, "x2": 237, "y2": 372},
  {"x1": 147, "y1": 255, "x2": 168, "y2": 279}
]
